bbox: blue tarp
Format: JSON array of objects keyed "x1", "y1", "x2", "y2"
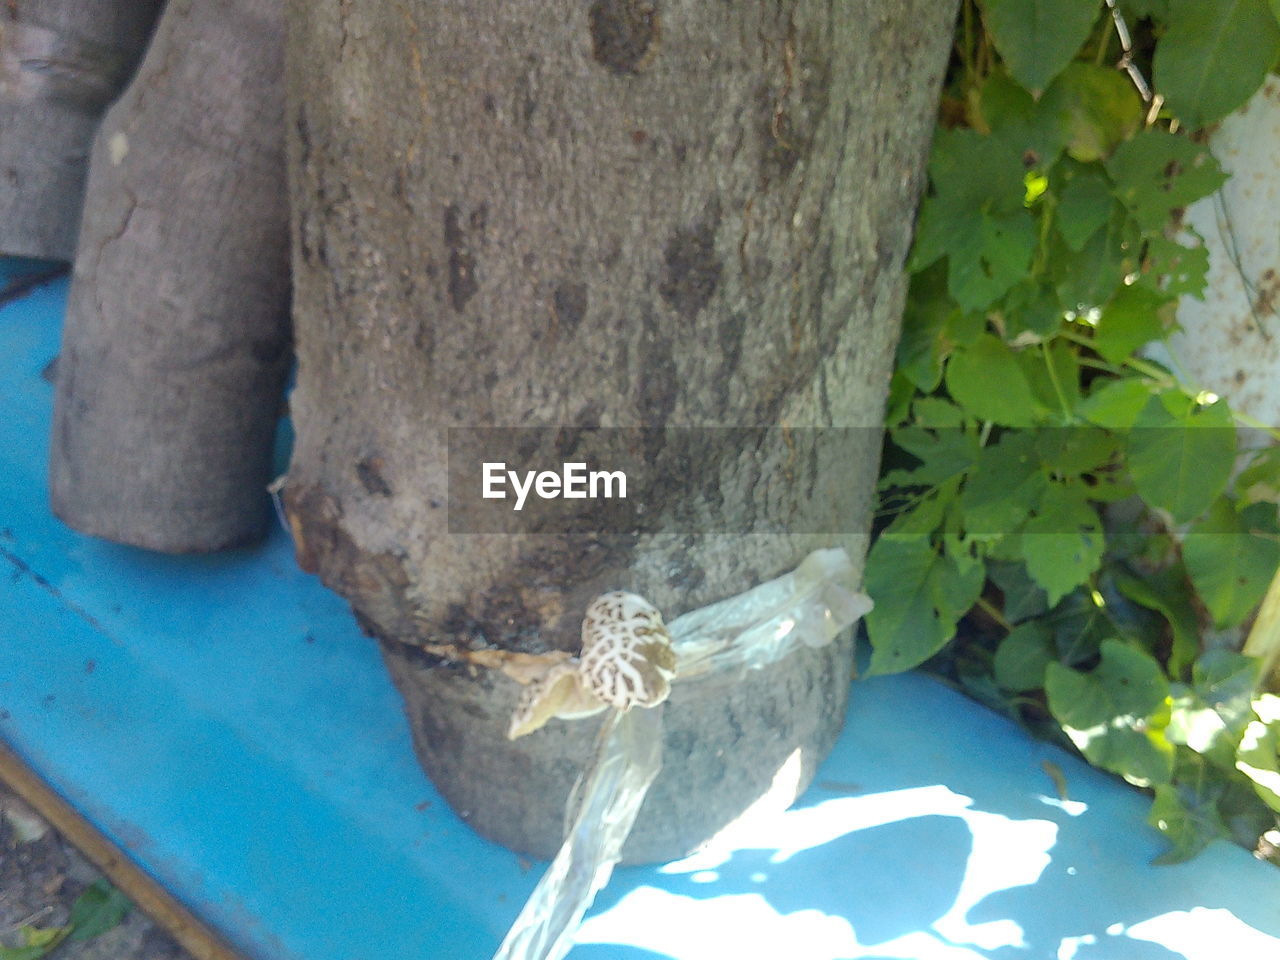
[{"x1": 1, "y1": 270, "x2": 1277, "y2": 960}]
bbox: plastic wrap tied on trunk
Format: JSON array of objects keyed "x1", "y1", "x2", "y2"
[{"x1": 494, "y1": 547, "x2": 873, "y2": 960}]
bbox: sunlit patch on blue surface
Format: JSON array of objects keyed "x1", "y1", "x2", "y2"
[
  {"x1": 581, "y1": 783, "x2": 1053, "y2": 957},
  {"x1": 1037, "y1": 794, "x2": 1090, "y2": 816}
]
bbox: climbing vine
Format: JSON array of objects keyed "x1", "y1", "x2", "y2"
[{"x1": 869, "y1": 0, "x2": 1280, "y2": 864}]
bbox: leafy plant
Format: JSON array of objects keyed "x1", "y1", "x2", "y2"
[
  {"x1": 0, "y1": 880, "x2": 132, "y2": 959},
  {"x1": 870, "y1": 0, "x2": 1280, "y2": 864}
]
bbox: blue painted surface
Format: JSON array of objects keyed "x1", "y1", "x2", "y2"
[{"x1": 0, "y1": 268, "x2": 1278, "y2": 960}]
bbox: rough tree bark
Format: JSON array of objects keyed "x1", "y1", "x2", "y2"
[
  {"x1": 48, "y1": 0, "x2": 291, "y2": 553},
  {"x1": 285, "y1": 0, "x2": 955, "y2": 861},
  {"x1": 0, "y1": 1, "x2": 164, "y2": 261}
]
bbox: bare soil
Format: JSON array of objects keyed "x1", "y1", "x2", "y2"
[{"x1": 0, "y1": 782, "x2": 193, "y2": 960}]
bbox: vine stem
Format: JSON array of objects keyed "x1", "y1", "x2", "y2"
[
  {"x1": 976, "y1": 595, "x2": 1012, "y2": 632},
  {"x1": 1230, "y1": 410, "x2": 1280, "y2": 444},
  {"x1": 1244, "y1": 565, "x2": 1280, "y2": 692},
  {"x1": 1042, "y1": 341, "x2": 1073, "y2": 419}
]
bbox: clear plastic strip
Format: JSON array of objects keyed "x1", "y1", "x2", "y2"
[
  {"x1": 493, "y1": 707, "x2": 663, "y2": 960},
  {"x1": 493, "y1": 548, "x2": 871, "y2": 960}
]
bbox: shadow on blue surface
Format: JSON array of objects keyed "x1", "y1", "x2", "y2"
[
  {"x1": 0, "y1": 256, "x2": 65, "y2": 303},
  {"x1": 1, "y1": 267, "x2": 1279, "y2": 960}
]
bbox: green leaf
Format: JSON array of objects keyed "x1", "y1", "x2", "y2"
[
  {"x1": 1035, "y1": 426, "x2": 1118, "y2": 477},
  {"x1": 1139, "y1": 233, "x2": 1210, "y2": 299},
  {"x1": 948, "y1": 210, "x2": 1038, "y2": 312},
  {"x1": 1014, "y1": 341, "x2": 1080, "y2": 420},
  {"x1": 67, "y1": 880, "x2": 131, "y2": 942},
  {"x1": 946, "y1": 334, "x2": 1042, "y2": 426},
  {"x1": 975, "y1": 70, "x2": 1068, "y2": 166},
  {"x1": 1038, "y1": 63, "x2": 1143, "y2": 162},
  {"x1": 911, "y1": 197, "x2": 961, "y2": 277},
  {"x1": 1021, "y1": 482, "x2": 1106, "y2": 605},
  {"x1": 1107, "y1": 131, "x2": 1227, "y2": 232},
  {"x1": 1167, "y1": 696, "x2": 1236, "y2": 767},
  {"x1": 1148, "y1": 782, "x2": 1229, "y2": 864},
  {"x1": 881, "y1": 425, "x2": 980, "y2": 488},
  {"x1": 897, "y1": 263, "x2": 953, "y2": 390},
  {"x1": 1094, "y1": 285, "x2": 1169, "y2": 363},
  {"x1": 913, "y1": 130, "x2": 1038, "y2": 311},
  {"x1": 1167, "y1": 651, "x2": 1259, "y2": 765},
  {"x1": 1236, "y1": 701, "x2": 1280, "y2": 812},
  {"x1": 1237, "y1": 446, "x2": 1280, "y2": 507},
  {"x1": 1126, "y1": 393, "x2": 1235, "y2": 523},
  {"x1": 865, "y1": 536, "x2": 984, "y2": 675},
  {"x1": 885, "y1": 478, "x2": 961, "y2": 536},
  {"x1": 979, "y1": 0, "x2": 1102, "y2": 94},
  {"x1": 1055, "y1": 163, "x2": 1117, "y2": 252},
  {"x1": 1166, "y1": 650, "x2": 1262, "y2": 768},
  {"x1": 1045, "y1": 587, "x2": 1111, "y2": 666},
  {"x1": 999, "y1": 281, "x2": 1064, "y2": 341},
  {"x1": 989, "y1": 560, "x2": 1050, "y2": 623},
  {"x1": 885, "y1": 370, "x2": 915, "y2": 426},
  {"x1": 959, "y1": 430, "x2": 1042, "y2": 534},
  {"x1": 1195, "y1": 649, "x2": 1264, "y2": 708},
  {"x1": 912, "y1": 397, "x2": 965, "y2": 429},
  {"x1": 1045, "y1": 639, "x2": 1175, "y2": 786},
  {"x1": 1183, "y1": 497, "x2": 1280, "y2": 628},
  {"x1": 929, "y1": 128, "x2": 1028, "y2": 214},
  {"x1": 1153, "y1": 0, "x2": 1280, "y2": 129},
  {"x1": 1078, "y1": 378, "x2": 1154, "y2": 429},
  {"x1": 0, "y1": 944, "x2": 57, "y2": 960},
  {"x1": 0, "y1": 924, "x2": 68, "y2": 960},
  {"x1": 994, "y1": 620, "x2": 1056, "y2": 690},
  {"x1": 0, "y1": 947, "x2": 57, "y2": 960},
  {"x1": 17, "y1": 932, "x2": 60, "y2": 951},
  {"x1": 1050, "y1": 204, "x2": 1140, "y2": 312},
  {"x1": 1114, "y1": 566, "x2": 1201, "y2": 679}
]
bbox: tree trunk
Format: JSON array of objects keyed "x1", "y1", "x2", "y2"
[
  {"x1": 0, "y1": 0, "x2": 164, "y2": 261},
  {"x1": 48, "y1": 0, "x2": 291, "y2": 554},
  {"x1": 285, "y1": 0, "x2": 955, "y2": 861}
]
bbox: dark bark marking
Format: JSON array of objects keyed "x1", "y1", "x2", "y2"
[
  {"x1": 588, "y1": 0, "x2": 659, "y2": 75},
  {"x1": 712, "y1": 313, "x2": 745, "y2": 411},
  {"x1": 553, "y1": 281, "x2": 588, "y2": 334},
  {"x1": 761, "y1": 42, "x2": 833, "y2": 183},
  {"x1": 515, "y1": 67, "x2": 537, "y2": 128},
  {"x1": 659, "y1": 218, "x2": 722, "y2": 318},
  {"x1": 294, "y1": 106, "x2": 311, "y2": 166},
  {"x1": 444, "y1": 203, "x2": 479, "y2": 312},
  {"x1": 637, "y1": 305, "x2": 677, "y2": 429},
  {"x1": 756, "y1": 81, "x2": 800, "y2": 180},
  {"x1": 356, "y1": 455, "x2": 393, "y2": 496},
  {"x1": 417, "y1": 702, "x2": 464, "y2": 757},
  {"x1": 442, "y1": 602, "x2": 490, "y2": 648},
  {"x1": 443, "y1": 204, "x2": 465, "y2": 247}
]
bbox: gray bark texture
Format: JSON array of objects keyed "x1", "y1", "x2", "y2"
[
  {"x1": 285, "y1": 0, "x2": 955, "y2": 861},
  {"x1": 48, "y1": 0, "x2": 291, "y2": 554},
  {"x1": 0, "y1": 0, "x2": 164, "y2": 261}
]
